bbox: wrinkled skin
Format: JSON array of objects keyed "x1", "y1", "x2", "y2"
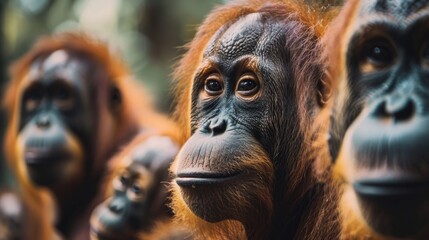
[
  {"x1": 329, "y1": 0, "x2": 429, "y2": 238},
  {"x1": 171, "y1": 5, "x2": 329, "y2": 238}
]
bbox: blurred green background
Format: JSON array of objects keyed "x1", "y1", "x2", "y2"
[{"x1": 0, "y1": 0, "x2": 342, "y2": 187}]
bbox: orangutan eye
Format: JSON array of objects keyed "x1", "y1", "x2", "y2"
[
  {"x1": 119, "y1": 175, "x2": 128, "y2": 186},
  {"x1": 236, "y1": 73, "x2": 259, "y2": 97},
  {"x1": 204, "y1": 74, "x2": 223, "y2": 96},
  {"x1": 25, "y1": 85, "x2": 43, "y2": 111},
  {"x1": 131, "y1": 184, "x2": 141, "y2": 194},
  {"x1": 362, "y1": 39, "x2": 395, "y2": 69},
  {"x1": 27, "y1": 88, "x2": 43, "y2": 101},
  {"x1": 52, "y1": 83, "x2": 75, "y2": 110}
]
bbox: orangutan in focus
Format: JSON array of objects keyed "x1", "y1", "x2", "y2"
[{"x1": 170, "y1": 0, "x2": 340, "y2": 239}]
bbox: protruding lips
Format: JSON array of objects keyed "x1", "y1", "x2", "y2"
[
  {"x1": 90, "y1": 225, "x2": 118, "y2": 240},
  {"x1": 90, "y1": 225, "x2": 107, "y2": 239},
  {"x1": 24, "y1": 148, "x2": 71, "y2": 165},
  {"x1": 90, "y1": 207, "x2": 123, "y2": 240},
  {"x1": 176, "y1": 171, "x2": 242, "y2": 186},
  {"x1": 354, "y1": 177, "x2": 429, "y2": 197}
]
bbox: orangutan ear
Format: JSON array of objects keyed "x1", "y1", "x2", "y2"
[
  {"x1": 109, "y1": 86, "x2": 122, "y2": 112},
  {"x1": 317, "y1": 74, "x2": 330, "y2": 107}
]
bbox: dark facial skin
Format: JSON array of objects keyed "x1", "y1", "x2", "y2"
[
  {"x1": 330, "y1": 0, "x2": 429, "y2": 237},
  {"x1": 18, "y1": 50, "x2": 93, "y2": 191},
  {"x1": 90, "y1": 163, "x2": 152, "y2": 240},
  {"x1": 90, "y1": 136, "x2": 179, "y2": 240},
  {"x1": 175, "y1": 12, "x2": 274, "y2": 220},
  {"x1": 172, "y1": 12, "x2": 318, "y2": 238}
]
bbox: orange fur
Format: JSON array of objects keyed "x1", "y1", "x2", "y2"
[
  {"x1": 170, "y1": 143, "x2": 272, "y2": 239},
  {"x1": 2, "y1": 32, "x2": 151, "y2": 239},
  {"x1": 137, "y1": 219, "x2": 193, "y2": 240},
  {"x1": 171, "y1": 0, "x2": 340, "y2": 239}
]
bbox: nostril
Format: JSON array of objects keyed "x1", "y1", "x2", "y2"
[
  {"x1": 385, "y1": 97, "x2": 415, "y2": 122},
  {"x1": 371, "y1": 97, "x2": 416, "y2": 123},
  {"x1": 36, "y1": 114, "x2": 51, "y2": 128},
  {"x1": 209, "y1": 119, "x2": 227, "y2": 136},
  {"x1": 386, "y1": 97, "x2": 409, "y2": 114},
  {"x1": 202, "y1": 120, "x2": 212, "y2": 133},
  {"x1": 393, "y1": 100, "x2": 414, "y2": 122},
  {"x1": 371, "y1": 100, "x2": 387, "y2": 118},
  {"x1": 371, "y1": 97, "x2": 416, "y2": 122}
]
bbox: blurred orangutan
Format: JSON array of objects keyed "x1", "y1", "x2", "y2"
[
  {"x1": 326, "y1": 0, "x2": 429, "y2": 238},
  {"x1": 90, "y1": 134, "x2": 191, "y2": 240},
  {"x1": 3, "y1": 32, "x2": 161, "y2": 239}
]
